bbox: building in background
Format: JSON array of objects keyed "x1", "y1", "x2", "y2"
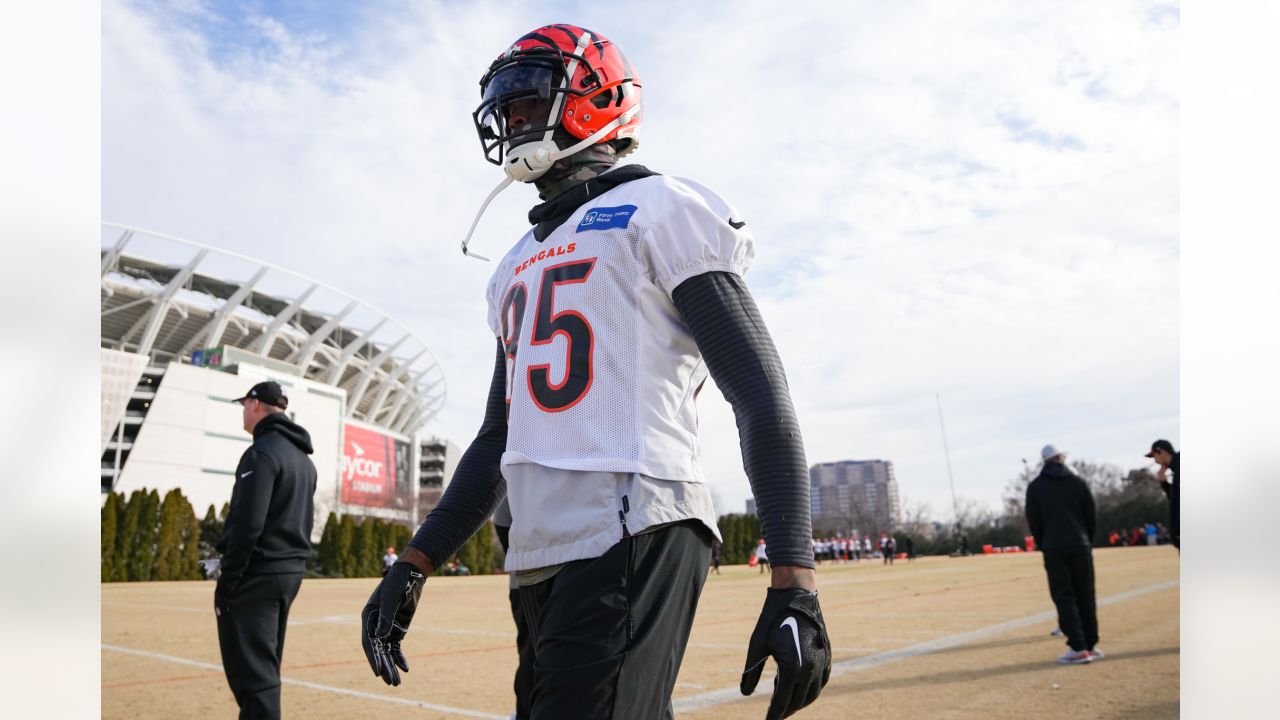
[
  {"x1": 745, "y1": 498, "x2": 757, "y2": 515},
  {"x1": 100, "y1": 224, "x2": 448, "y2": 539},
  {"x1": 809, "y1": 460, "x2": 901, "y2": 535},
  {"x1": 417, "y1": 436, "x2": 462, "y2": 523}
]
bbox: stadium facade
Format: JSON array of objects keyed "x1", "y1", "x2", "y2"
[
  {"x1": 809, "y1": 460, "x2": 901, "y2": 535},
  {"x1": 101, "y1": 223, "x2": 454, "y2": 541}
]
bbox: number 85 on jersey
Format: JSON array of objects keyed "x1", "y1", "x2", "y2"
[{"x1": 499, "y1": 258, "x2": 597, "y2": 413}]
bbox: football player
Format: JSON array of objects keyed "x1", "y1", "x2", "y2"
[{"x1": 362, "y1": 24, "x2": 831, "y2": 719}]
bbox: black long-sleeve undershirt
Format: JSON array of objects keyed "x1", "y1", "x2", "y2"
[
  {"x1": 672, "y1": 271, "x2": 814, "y2": 568},
  {"x1": 407, "y1": 342, "x2": 508, "y2": 568}
]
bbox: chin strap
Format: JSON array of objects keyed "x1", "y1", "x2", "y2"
[
  {"x1": 460, "y1": 175, "x2": 513, "y2": 261},
  {"x1": 460, "y1": 106, "x2": 639, "y2": 263}
]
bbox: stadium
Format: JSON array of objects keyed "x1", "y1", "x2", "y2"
[{"x1": 100, "y1": 222, "x2": 456, "y2": 538}]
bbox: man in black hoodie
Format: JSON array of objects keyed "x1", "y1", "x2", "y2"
[
  {"x1": 1026, "y1": 444, "x2": 1100, "y2": 665},
  {"x1": 1145, "y1": 439, "x2": 1179, "y2": 549},
  {"x1": 216, "y1": 380, "x2": 317, "y2": 719}
]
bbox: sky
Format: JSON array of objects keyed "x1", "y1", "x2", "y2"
[{"x1": 101, "y1": 0, "x2": 1180, "y2": 523}]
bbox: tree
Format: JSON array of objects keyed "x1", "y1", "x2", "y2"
[
  {"x1": 715, "y1": 513, "x2": 761, "y2": 565},
  {"x1": 815, "y1": 486, "x2": 877, "y2": 538},
  {"x1": 996, "y1": 458, "x2": 1168, "y2": 549},
  {"x1": 1001, "y1": 462, "x2": 1040, "y2": 538},
  {"x1": 1092, "y1": 466, "x2": 1168, "y2": 544},
  {"x1": 718, "y1": 514, "x2": 740, "y2": 564},
  {"x1": 352, "y1": 517, "x2": 378, "y2": 577},
  {"x1": 129, "y1": 489, "x2": 161, "y2": 581},
  {"x1": 392, "y1": 524, "x2": 412, "y2": 555},
  {"x1": 199, "y1": 504, "x2": 223, "y2": 558},
  {"x1": 898, "y1": 497, "x2": 935, "y2": 538},
  {"x1": 455, "y1": 521, "x2": 495, "y2": 574},
  {"x1": 179, "y1": 495, "x2": 202, "y2": 579},
  {"x1": 336, "y1": 514, "x2": 357, "y2": 577},
  {"x1": 152, "y1": 489, "x2": 187, "y2": 580},
  {"x1": 895, "y1": 497, "x2": 937, "y2": 555},
  {"x1": 116, "y1": 490, "x2": 144, "y2": 582},
  {"x1": 317, "y1": 512, "x2": 341, "y2": 576},
  {"x1": 101, "y1": 492, "x2": 123, "y2": 582}
]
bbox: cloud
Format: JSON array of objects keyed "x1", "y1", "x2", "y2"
[{"x1": 103, "y1": 0, "x2": 1178, "y2": 520}]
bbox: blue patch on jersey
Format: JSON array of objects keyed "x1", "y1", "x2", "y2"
[{"x1": 576, "y1": 204, "x2": 637, "y2": 232}]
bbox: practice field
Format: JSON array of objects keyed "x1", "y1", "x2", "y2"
[{"x1": 102, "y1": 546, "x2": 1179, "y2": 719}]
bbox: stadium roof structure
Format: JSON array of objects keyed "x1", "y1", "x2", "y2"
[{"x1": 101, "y1": 223, "x2": 445, "y2": 435}]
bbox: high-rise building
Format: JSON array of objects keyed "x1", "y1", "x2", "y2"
[
  {"x1": 417, "y1": 436, "x2": 461, "y2": 523},
  {"x1": 809, "y1": 460, "x2": 900, "y2": 534}
]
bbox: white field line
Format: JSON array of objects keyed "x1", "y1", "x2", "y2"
[
  {"x1": 287, "y1": 615, "x2": 517, "y2": 639},
  {"x1": 688, "y1": 642, "x2": 878, "y2": 654},
  {"x1": 103, "y1": 601, "x2": 210, "y2": 614},
  {"x1": 672, "y1": 579, "x2": 1179, "y2": 714},
  {"x1": 101, "y1": 644, "x2": 508, "y2": 720}
]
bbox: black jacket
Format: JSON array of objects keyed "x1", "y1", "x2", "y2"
[
  {"x1": 217, "y1": 413, "x2": 318, "y2": 589},
  {"x1": 1161, "y1": 452, "x2": 1179, "y2": 533},
  {"x1": 1026, "y1": 461, "x2": 1096, "y2": 553}
]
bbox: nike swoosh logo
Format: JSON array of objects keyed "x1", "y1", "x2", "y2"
[
  {"x1": 728, "y1": 218, "x2": 747, "y2": 230},
  {"x1": 240, "y1": 471, "x2": 253, "y2": 479},
  {"x1": 780, "y1": 616, "x2": 801, "y2": 661}
]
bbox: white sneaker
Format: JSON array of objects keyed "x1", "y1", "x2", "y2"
[
  {"x1": 1089, "y1": 647, "x2": 1105, "y2": 660},
  {"x1": 1057, "y1": 649, "x2": 1093, "y2": 664},
  {"x1": 1050, "y1": 627, "x2": 1064, "y2": 636}
]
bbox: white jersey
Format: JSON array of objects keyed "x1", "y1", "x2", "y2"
[
  {"x1": 484, "y1": 172, "x2": 752, "y2": 570},
  {"x1": 485, "y1": 173, "x2": 754, "y2": 480}
]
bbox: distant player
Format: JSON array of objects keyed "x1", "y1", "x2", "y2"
[
  {"x1": 360, "y1": 24, "x2": 831, "y2": 719},
  {"x1": 754, "y1": 538, "x2": 770, "y2": 574},
  {"x1": 879, "y1": 533, "x2": 895, "y2": 565}
]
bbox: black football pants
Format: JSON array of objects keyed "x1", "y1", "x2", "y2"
[
  {"x1": 518, "y1": 519, "x2": 712, "y2": 720},
  {"x1": 216, "y1": 572, "x2": 303, "y2": 720},
  {"x1": 1043, "y1": 551, "x2": 1098, "y2": 652},
  {"x1": 510, "y1": 587, "x2": 537, "y2": 719}
]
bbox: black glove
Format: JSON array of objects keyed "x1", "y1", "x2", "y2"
[
  {"x1": 740, "y1": 587, "x2": 832, "y2": 719},
  {"x1": 213, "y1": 578, "x2": 234, "y2": 617},
  {"x1": 361, "y1": 561, "x2": 426, "y2": 686}
]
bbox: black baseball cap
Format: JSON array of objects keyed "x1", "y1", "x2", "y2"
[
  {"x1": 1145, "y1": 439, "x2": 1174, "y2": 458},
  {"x1": 232, "y1": 381, "x2": 289, "y2": 409}
]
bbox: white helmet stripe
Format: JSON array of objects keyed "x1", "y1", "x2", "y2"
[{"x1": 541, "y1": 31, "x2": 593, "y2": 143}]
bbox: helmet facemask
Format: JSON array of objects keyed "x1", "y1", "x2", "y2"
[{"x1": 461, "y1": 26, "x2": 641, "y2": 260}]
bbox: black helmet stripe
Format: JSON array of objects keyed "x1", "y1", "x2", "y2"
[
  {"x1": 546, "y1": 24, "x2": 582, "y2": 47},
  {"x1": 574, "y1": 26, "x2": 608, "y2": 60},
  {"x1": 516, "y1": 31, "x2": 561, "y2": 48}
]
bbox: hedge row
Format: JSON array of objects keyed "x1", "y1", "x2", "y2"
[
  {"x1": 314, "y1": 512, "x2": 414, "y2": 578},
  {"x1": 716, "y1": 512, "x2": 762, "y2": 565},
  {"x1": 101, "y1": 487, "x2": 497, "y2": 581},
  {"x1": 101, "y1": 489, "x2": 204, "y2": 581}
]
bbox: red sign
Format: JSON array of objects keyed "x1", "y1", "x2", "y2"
[{"x1": 341, "y1": 423, "x2": 411, "y2": 510}]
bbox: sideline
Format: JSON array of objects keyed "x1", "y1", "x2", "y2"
[
  {"x1": 100, "y1": 644, "x2": 508, "y2": 720},
  {"x1": 672, "y1": 578, "x2": 1179, "y2": 714}
]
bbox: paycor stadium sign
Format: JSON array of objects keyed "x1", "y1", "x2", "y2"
[{"x1": 340, "y1": 422, "x2": 413, "y2": 513}]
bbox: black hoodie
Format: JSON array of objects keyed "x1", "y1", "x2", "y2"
[
  {"x1": 217, "y1": 412, "x2": 318, "y2": 589},
  {"x1": 1025, "y1": 461, "x2": 1096, "y2": 553}
]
